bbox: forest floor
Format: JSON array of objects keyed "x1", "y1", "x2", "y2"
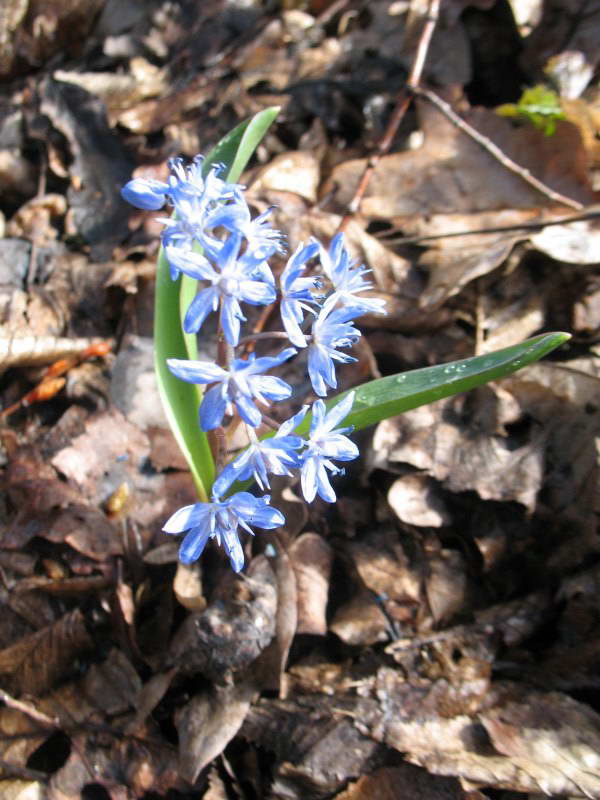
[{"x1": 1, "y1": 1, "x2": 600, "y2": 798}]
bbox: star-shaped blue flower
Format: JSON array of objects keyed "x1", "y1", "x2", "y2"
[
  {"x1": 307, "y1": 305, "x2": 362, "y2": 396},
  {"x1": 163, "y1": 491, "x2": 285, "y2": 571},
  {"x1": 319, "y1": 233, "x2": 386, "y2": 315},
  {"x1": 279, "y1": 241, "x2": 320, "y2": 347},
  {"x1": 167, "y1": 347, "x2": 297, "y2": 430},
  {"x1": 212, "y1": 406, "x2": 309, "y2": 497},
  {"x1": 202, "y1": 189, "x2": 286, "y2": 260},
  {"x1": 300, "y1": 392, "x2": 358, "y2": 503},
  {"x1": 166, "y1": 231, "x2": 277, "y2": 345}
]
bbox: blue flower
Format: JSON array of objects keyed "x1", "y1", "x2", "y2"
[
  {"x1": 121, "y1": 178, "x2": 170, "y2": 210},
  {"x1": 279, "y1": 242, "x2": 321, "y2": 347},
  {"x1": 163, "y1": 491, "x2": 285, "y2": 571},
  {"x1": 300, "y1": 392, "x2": 358, "y2": 503},
  {"x1": 213, "y1": 406, "x2": 309, "y2": 497},
  {"x1": 166, "y1": 231, "x2": 277, "y2": 344},
  {"x1": 202, "y1": 189, "x2": 286, "y2": 260},
  {"x1": 307, "y1": 305, "x2": 362, "y2": 396},
  {"x1": 319, "y1": 233, "x2": 386, "y2": 315},
  {"x1": 167, "y1": 347, "x2": 297, "y2": 430}
]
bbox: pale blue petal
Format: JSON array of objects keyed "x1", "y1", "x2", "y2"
[
  {"x1": 315, "y1": 462, "x2": 336, "y2": 503},
  {"x1": 162, "y1": 503, "x2": 209, "y2": 533},
  {"x1": 121, "y1": 178, "x2": 168, "y2": 210},
  {"x1": 179, "y1": 526, "x2": 211, "y2": 563},
  {"x1": 251, "y1": 374, "x2": 292, "y2": 401},
  {"x1": 167, "y1": 358, "x2": 226, "y2": 384},
  {"x1": 301, "y1": 457, "x2": 318, "y2": 503},
  {"x1": 183, "y1": 287, "x2": 220, "y2": 334},
  {"x1": 222, "y1": 528, "x2": 245, "y2": 573},
  {"x1": 221, "y1": 296, "x2": 244, "y2": 346},
  {"x1": 200, "y1": 383, "x2": 229, "y2": 430},
  {"x1": 323, "y1": 391, "x2": 355, "y2": 432},
  {"x1": 234, "y1": 393, "x2": 262, "y2": 427}
]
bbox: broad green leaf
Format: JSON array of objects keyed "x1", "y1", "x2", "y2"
[
  {"x1": 154, "y1": 251, "x2": 212, "y2": 500},
  {"x1": 154, "y1": 107, "x2": 280, "y2": 500},
  {"x1": 293, "y1": 332, "x2": 571, "y2": 436}
]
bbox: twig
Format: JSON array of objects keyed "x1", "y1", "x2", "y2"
[
  {"x1": 237, "y1": 331, "x2": 293, "y2": 347},
  {"x1": 414, "y1": 86, "x2": 584, "y2": 211},
  {"x1": 339, "y1": 0, "x2": 441, "y2": 227},
  {"x1": 0, "y1": 689, "x2": 59, "y2": 728},
  {"x1": 377, "y1": 205, "x2": 600, "y2": 244}
]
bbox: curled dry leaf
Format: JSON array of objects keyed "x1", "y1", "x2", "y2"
[
  {"x1": 289, "y1": 533, "x2": 332, "y2": 636},
  {"x1": 168, "y1": 556, "x2": 277, "y2": 681},
  {"x1": 250, "y1": 151, "x2": 321, "y2": 203},
  {"x1": 176, "y1": 679, "x2": 257, "y2": 784},
  {"x1": 330, "y1": 589, "x2": 389, "y2": 646},
  {"x1": 241, "y1": 697, "x2": 382, "y2": 797},
  {"x1": 387, "y1": 474, "x2": 451, "y2": 528},
  {"x1": 173, "y1": 562, "x2": 206, "y2": 612},
  {"x1": 372, "y1": 392, "x2": 545, "y2": 513},
  {"x1": 530, "y1": 218, "x2": 600, "y2": 264}
]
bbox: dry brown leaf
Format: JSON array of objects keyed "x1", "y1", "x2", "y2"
[
  {"x1": 250, "y1": 151, "x2": 320, "y2": 203},
  {"x1": 330, "y1": 590, "x2": 389, "y2": 646},
  {"x1": 168, "y1": 556, "x2": 277, "y2": 681},
  {"x1": 530, "y1": 218, "x2": 600, "y2": 264},
  {"x1": 242, "y1": 696, "x2": 382, "y2": 796},
  {"x1": 425, "y1": 548, "x2": 467, "y2": 626},
  {"x1": 290, "y1": 533, "x2": 332, "y2": 636},
  {"x1": 335, "y1": 764, "x2": 464, "y2": 800},
  {"x1": 0, "y1": 781, "x2": 45, "y2": 800},
  {"x1": 387, "y1": 474, "x2": 451, "y2": 528},
  {"x1": 176, "y1": 679, "x2": 257, "y2": 784},
  {"x1": 0, "y1": 609, "x2": 93, "y2": 695},
  {"x1": 372, "y1": 392, "x2": 545, "y2": 512},
  {"x1": 328, "y1": 96, "x2": 595, "y2": 217}
]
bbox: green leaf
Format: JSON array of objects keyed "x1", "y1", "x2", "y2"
[
  {"x1": 294, "y1": 332, "x2": 571, "y2": 436},
  {"x1": 153, "y1": 107, "x2": 280, "y2": 500},
  {"x1": 205, "y1": 106, "x2": 281, "y2": 183},
  {"x1": 154, "y1": 251, "x2": 213, "y2": 500}
]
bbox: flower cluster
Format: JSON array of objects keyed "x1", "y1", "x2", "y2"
[{"x1": 122, "y1": 156, "x2": 385, "y2": 571}]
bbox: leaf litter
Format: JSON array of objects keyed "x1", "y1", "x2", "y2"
[{"x1": 0, "y1": 1, "x2": 599, "y2": 798}]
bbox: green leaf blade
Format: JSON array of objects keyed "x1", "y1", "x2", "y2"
[{"x1": 294, "y1": 332, "x2": 571, "y2": 436}]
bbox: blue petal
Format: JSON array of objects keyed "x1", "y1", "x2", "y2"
[
  {"x1": 281, "y1": 300, "x2": 308, "y2": 348},
  {"x1": 308, "y1": 346, "x2": 334, "y2": 396},
  {"x1": 163, "y1": 503, "x2": 209, "y2": 533},
  {"x1": 179, "y1": 526, "x2": 211, "y2": 563},
  {"x1": 323, "y1": 391, "x2": 355, "y2": 431},
  {"x1": 316, "y1": 462, "x2": 337, "y2": 503},
  {"x1": 167, "y1": 359, "x2": 226, "y2": 384},
  {"x1": 221, "y1": 296, "x2": 244, "y2": 346},
  {"x1": 183, "y1": 287, "x2": 220, "y2": 334},
  {"x1": 239, "y1": 279, "x2": 277, "y2": 306},
  {"x1": 234, "y1": 393, "x2": 262, "y2": 427},
  {"x1": 222, "y1": 528, "x2": 245, "y2": 572},
  {"x1": 300, "y1": 457, "x2": 318, "y2": 503},
  {"x1": 252, "y1": 375, "x2": 292, "y2": 402},
  {"x1": 121, "y1": 178, "x2": 168, "y2": 210},
  {"x1": 200, "y1": 383, "x2": 229, "y2": 430}
]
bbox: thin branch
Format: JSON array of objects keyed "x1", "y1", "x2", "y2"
[
  {"x1": 237, "y1": 331, "x2": 294, "y2": 347},
  {"x1": 414, "y1": 86, "x2": 584, "y2": 211},
  {"x1": 339, "y1": 0, "x2": 442, "y2": 227},
  {"x1": 377, "y1": 205, "x2": 600, "y2": 245},
  {"x1": 0, "y1": 689, "x2": 59, "y2": 728}
]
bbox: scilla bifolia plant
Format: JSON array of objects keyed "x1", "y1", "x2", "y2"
[{"x1": 122, "y1": 108, "x2": 569, "y2": 572}]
